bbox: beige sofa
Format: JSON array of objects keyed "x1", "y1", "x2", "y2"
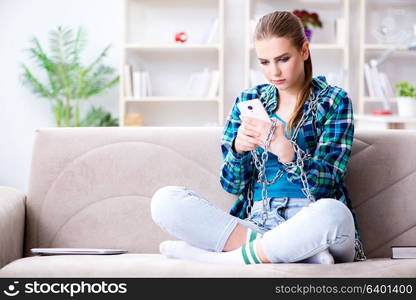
[{"x1": 1, "y1": 127, "x2": 415, "y2": 277}]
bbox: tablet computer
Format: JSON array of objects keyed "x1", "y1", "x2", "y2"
[{"x1": 31, "y1": 248, "x2": 128, "y2": 255}]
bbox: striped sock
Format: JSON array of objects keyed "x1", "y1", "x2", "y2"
[
  {"x1": 241, "y1": 239, "x2": 263, "y2": 264},
  {"x1": 158, "y1": 228, "x2": 265, "y2": 265},
  {"x1": 246, "y1": 228, "x2": 261, "y2": 244},
  {"x1": 242, "y1": 228, "x2": 263, "y2": 264}
]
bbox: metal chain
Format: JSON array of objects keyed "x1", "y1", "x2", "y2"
[
  {"x1": 279, "y1": 141, "x2": 314, "y2": 202},
  {"x1": 243, "y1": 87, "x2": 367, "y2": 261},
  {"x1": 245, "y1": 94, "x2": 319, "y2": 227},
  {"x1": 354, "y1": 239, "x2": 367, "y2": 261},
  {"x1": 245, "y1": 120, "x2": 286, "y2": 226}
]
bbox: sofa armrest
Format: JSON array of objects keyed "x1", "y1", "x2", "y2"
[{"x1": 0, "y1": 187, "x2": 26, "y2": 269}]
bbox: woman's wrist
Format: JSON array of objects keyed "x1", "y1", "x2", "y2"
[
  {"x1": 232, "y1": 138, "x2": 245, "y2": 155},
  {"x1": 269, "y1": 138, "x2": 295, "y2": 163},
  {"x1": 232, "y1": 139, "x2": 241, "y2": 154}
]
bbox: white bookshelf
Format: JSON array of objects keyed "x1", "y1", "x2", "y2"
[
  {"x1": 357, "y1": 0, "x2": 416, "y2": 128},
  {"x1": 125, "y1": 96, "x2": 220, "y2": 102},
  {"x1": 245, "y1": 0, "x2": 350, "y2": 91},
  {"x1": 120, "y1": 0, "x2": 225, "y2": 127}
]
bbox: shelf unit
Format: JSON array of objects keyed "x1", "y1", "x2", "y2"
[
  {"x1": 354, "y1": 114, "x2": 416, "y2": 129},
  {"x1": 245, "y1": 0, "x2": 350, "y2": 91},
  {"x1": 120, "y1": 0, "x2": 225, "y2": 127},
  {"x1": 357, "y1": 0, "x2": 416, "y2": 128}
]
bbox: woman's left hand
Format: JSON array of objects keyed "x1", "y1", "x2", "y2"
[{"x1": 241, "y1": 116, "x2": 295, "y2": 163}]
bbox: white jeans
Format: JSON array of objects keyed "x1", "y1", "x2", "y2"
[{"x1": 151, "y1": 186, "x2": 355, "y2": 263}]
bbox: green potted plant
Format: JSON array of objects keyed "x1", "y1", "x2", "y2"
[
  {"x1": 395, "y1": 81, "x2": 416, "y2": 117},
  {"x1": 20, "y1": 26, "x2": 119, "y2": 127},
  {"x1": 80, "y1": 106, "x2": 119, "y2": 127},
  {"x1": 293, "y1": 9, "x2": 323, "y2": 41}
]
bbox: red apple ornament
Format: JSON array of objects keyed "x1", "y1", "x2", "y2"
[{"x1": 175, "y1": 31, "x2": 188, "y2": 43}]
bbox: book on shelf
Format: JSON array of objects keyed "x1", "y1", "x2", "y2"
[
  {"x1": 199, "y1": 68, "x2": 210, "y2": 97},
  {"x1": 132, "y1": 71, "x2": 142, "y2": 98},
  {"x1": 186, "y1": 68, "x2": 213, "y2": 97},
  {"x1": 203, "y1": 18, "x2": 218, "y2": 44},
  {"x1": 371, "y1": 66, "x2": 384, "y2": 98},
  {"x1": 391, "y1": 246, "x2": 416, "y2": 259},
  {"x1": 364, "y1": 63, "x2": 394, "y2": 99},
  {"x1": 364, "y1": 63, "x2": 376, "y2": 97},
  {"x1": 335, "y1": 18, "x2": 345, "y2": 45},
  {"x1": 132, "y1": 70, "x2": 152, "y2": 98},
  {"x1": 379, "y1": 72, "x2": 394, "y2": 98},
  {"x1": 123, "y1": 64, "x2": 133, "y2": 97},
  {"x1": 208, "y1": 70, "x2": 220, "y2": 98},
  {"x1": 141, "y1": 71, "x2": 152, "y2": 97}
]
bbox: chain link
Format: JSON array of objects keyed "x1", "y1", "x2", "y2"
[
  {"x1": 243, "y1": 88, "x2": 367, "y2": 261},
  {"x1": 245, "y1": 94, "x2": 319, "y2": 227}
]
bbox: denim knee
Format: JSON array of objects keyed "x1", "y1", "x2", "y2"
[
  {"x1": 150, "y1": 185, "x2": 238, "y2": 251},
  {"x1": 150, "y1": 185, "x2": 187, "y2": 228},
  {"x1": 313, "y1": 198, "x2": 355, "y2": 239}
]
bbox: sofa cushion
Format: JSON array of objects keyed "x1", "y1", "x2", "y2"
[
  {"x1": 0, "y1": 254, "x2": 415, "y2": 278},
  {"x1": 24, "y1": 127, "x2": 416, "y2": 261},
  {"x1": 24, "y1": 127, "x2": 234, "y2": 257}
]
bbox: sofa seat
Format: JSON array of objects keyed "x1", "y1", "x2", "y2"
[
  {"x1": 2, "y1": 128, "x2": 416, "y2": 277},
  {"x1": 1, "y1": 254, "x2": 415, "y2": 278}
]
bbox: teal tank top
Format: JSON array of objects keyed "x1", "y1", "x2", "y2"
[{"x1": 253, "y1": 113, "x2": 307, "y2": 201}]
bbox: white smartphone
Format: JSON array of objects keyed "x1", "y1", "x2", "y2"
[{"x1": 237, "y1": 98, "x2": 271, "y2": 123}]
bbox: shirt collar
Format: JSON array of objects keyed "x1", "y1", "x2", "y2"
[{"x1": 260, "y1": 76, "x2": 329, "y2": 113}]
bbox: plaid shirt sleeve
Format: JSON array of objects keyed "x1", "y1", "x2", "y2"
[
  {"x1": 285, "y1": 90, "x2": 354, "y2": 199},
  {"x1": 219, "y1": 95, "x2": 254, "y2": 195}
]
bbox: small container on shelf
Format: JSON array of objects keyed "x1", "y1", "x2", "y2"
[{"x1": 124, "y1": 113, "x2": 144, "y2": 126}]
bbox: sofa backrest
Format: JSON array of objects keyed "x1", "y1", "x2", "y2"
[
  {"x1": 24, "y1": 127, "x2": 416, "y2": 258},
  {"x1": 344, "y1": 129, "x2": 416, "y2": 258}
]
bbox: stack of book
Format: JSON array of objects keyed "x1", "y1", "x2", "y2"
[
  {"x1": 123, "y1": 65, "x2": 152, "y2": 98},
  {"x1": 364, "y1": 63, "x2": 395, "y2": 99},
  {"x1": 124, "y1": 65, "x2": 219, "y2": 99},
  {"x1": 391, "y1": 246, "x2": 416, "y2": 259},
  {"x1": 186, "y1": 68, "x2": 220, "y2": 98},
  {"x1": 200, "y1": 18, "x2": 218, "y2": 44}
]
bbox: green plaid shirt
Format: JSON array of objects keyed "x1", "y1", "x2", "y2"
[{"x1": 220, "y1": 76, "x2": 365, "y2": 261}]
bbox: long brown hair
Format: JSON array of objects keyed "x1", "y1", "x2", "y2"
[{"x1": 254, "y1": 11, "x2": 313, "y2": 134}]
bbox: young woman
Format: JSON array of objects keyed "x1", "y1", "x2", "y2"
[{"x1": 151, "y1": 11, "x2": 366, "y2": 265}]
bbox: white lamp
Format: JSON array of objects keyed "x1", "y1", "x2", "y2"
[{"x1": 369, "y1": 24, "x2": 416, "y2": 115}]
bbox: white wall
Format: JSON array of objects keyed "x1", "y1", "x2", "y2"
[
  {"x1": 0, "y1": 0, "x2": 122, "y2": 192},
  {"x1": 0, "y1": 0, "x2": 248, "y2": 193},
  {"x1": 1, "y1": 0, "x2": 413, "y2": 193}
]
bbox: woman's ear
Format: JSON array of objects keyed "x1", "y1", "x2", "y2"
[{"x1": 301, "y1": 41, "x2": 309, "y2": 61}]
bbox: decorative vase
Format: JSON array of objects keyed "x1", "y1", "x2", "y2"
[
  {"x1": 175, "y1": 31, "x2": 188, "y2": 43},
  {"x1": 124, "y1": 113, "x2": 144, "y2": 126},
  {"x1": 304, "y1": 28, "x2": 312, "y2": 41},
  {"x1": 396, "y1": 97, "x2": 416, "y2": 117}
]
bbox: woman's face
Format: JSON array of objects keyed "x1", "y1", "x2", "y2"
[{"x1": 254, "y1": 36, "x2": 309, "y2": 93}]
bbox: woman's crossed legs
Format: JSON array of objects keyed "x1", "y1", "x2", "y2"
[{"x1": 150, "y1": 186, "x2": 355, "y2": 265}]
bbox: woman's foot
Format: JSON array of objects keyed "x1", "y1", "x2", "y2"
[
  {"x1": 159, "y1": 240, "x2": 264, "y2": 265},
  {"x1": 305, "y1": 248, "x2": 334, "y2": 264}
]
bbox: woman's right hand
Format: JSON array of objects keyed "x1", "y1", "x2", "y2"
[{"x1": 233, "y1": 118, "x2": 264, "y2": 154}]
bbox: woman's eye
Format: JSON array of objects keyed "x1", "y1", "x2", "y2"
[{"x1": 260, "y1": 57, "x2": 289, "y2": 65}]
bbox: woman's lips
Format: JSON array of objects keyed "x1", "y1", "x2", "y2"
[{"x1": 272, "y1": 79, "x2": 285, "y2": 85}]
